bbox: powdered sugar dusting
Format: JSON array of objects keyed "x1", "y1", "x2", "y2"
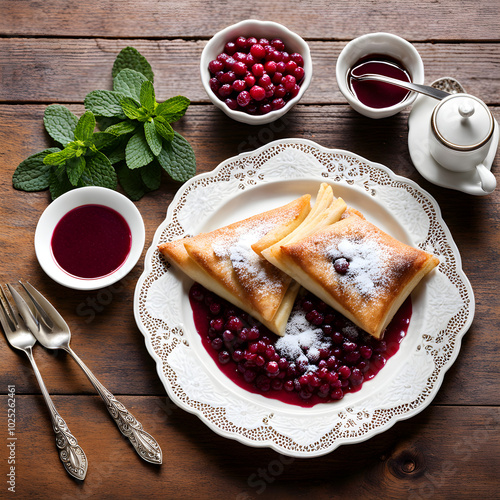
[
  {"x1": 327, "y1": 237, "x2": 392, "y2": 298},
  {"x1": 276, "y1": 309, "x2": 332, "y2": 372},
  {"x1": 212, "y1": 219, "x2": 284, "y2": 296}
]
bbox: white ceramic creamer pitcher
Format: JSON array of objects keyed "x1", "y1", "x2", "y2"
[{"x1": 429, "y1": 93, "x2": 497, "y2": 194}]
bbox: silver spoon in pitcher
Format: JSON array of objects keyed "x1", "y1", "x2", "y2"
[{"x1": 350, "y1": 72, "x2": 451, "y2": 100}]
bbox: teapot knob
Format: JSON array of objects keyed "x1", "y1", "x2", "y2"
[{"x1": 459, "y1": 101, "x2": 475, "y2": 118}]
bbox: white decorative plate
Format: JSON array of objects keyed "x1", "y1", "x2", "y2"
[{"x1": 134, "y1": 139, "x2": 474, "y2": 457}]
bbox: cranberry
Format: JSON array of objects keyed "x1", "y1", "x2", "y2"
[
  {"x1": 260, "y1": 103, "x2": 272, "y2": 114},
  {"x1": 285, "y1": 60, "x2": 298, "y2": 74},
  {"x1": 294, "y1": 66, "x2": 305, "y2": 82},
  {"x1": 290, "y1": 52, "x2": 304, "y2": 66},
  {"x1": 272, "y1": 98, "x2": 286, "y2": 110},
  {"x1": 211, "y1": 338, "x2": 223, "y2": 351},
  {"x1": 218, "y1": 350, "x2": 231, "y2": 364},
  {"x1": 189, "y1": 284, "x2": 204, "y2": 302},
  {"x1": 334, "y1": 257, "x2": 350, "y2": 274},
  {"x1": 220, "y1": 71, "x2": 236, "y2": 84},
  {"x1": 232, "y1": 350, "x2": 244, "y2": 362},
  {"x1": 250, "y1": 43, "x2": 266, "y2": 59},
  {"x1": 210, "y1": 318, "x2": 224, "y2": 332},
  {"x1": 272, "y1": 72, "x2": 283, "y2": 84},
  {"x1": 244, "y1": 74, "x2": 256, "y2": 87},
  {"x1": 274, "y1": 84, "x2": 286, "y2": 98},
  {"x1": 264, "y1": 60, "x2": 277, "y2": 74},
  {"x1": 232, "y1": 79, "x2": 246, "y2": 92},
  {"x1": 271, "y1": 39, "x2": 285, "y2": 51},
  {"x1": 222, "y1": 330, "x2": 235, "y2": 342},
  {"x1": 226, "y1": 316, "x2": 244, "y2": 332},
  {"x1": 208, "y1": 35, "x2": 306, "y2": 115},
  {"x1": 224, "y1": 41, "x2": 236, "y2": 55},
  {"x1": 283, "y1": 74, "x2": 296, "y2": 91},
  {"x1": 338, "y1": 365, "x2": 351, "y2": 379},
  {"x1": 235, "y1": 36, "x2": 247, "y2": 49},
  {"x1": 250, "y1": 85, "x2": 266, "y2": 101},
  {"x1": 233, "y1": 61, "x2": 247, "y2": 76},
  {"x1": 208, "y1": 59, "x2": 224, "y2": 74},
  {"x1": 289, "y1": 84, "x2": 301, "y2": 98},
  {"x1": 266, "y1": 361, "x2": 279, "y2": 374}
]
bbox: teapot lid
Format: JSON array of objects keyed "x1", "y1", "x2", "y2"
[{"x1": 431, "y1": 94, "x2": 494, "y2": 151}]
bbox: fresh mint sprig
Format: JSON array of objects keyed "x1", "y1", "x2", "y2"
[
  {"x1": 13, "y1": 106, "x2": 117, "y2": 199},
  {"x1": 12, "y1": 47, "x2": 196, "y2": 201}
]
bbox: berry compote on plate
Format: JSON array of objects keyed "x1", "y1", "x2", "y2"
[
  {"x1": 189, "y1": 283, "x2": 412, "y2": 407},
  {"x1": 207, "y1": 36, "x2": 305, "y2": 115}
]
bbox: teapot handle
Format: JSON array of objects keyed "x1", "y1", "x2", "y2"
[{"x1": 476, "y1": 164, "x2": 497, "y2": 193}]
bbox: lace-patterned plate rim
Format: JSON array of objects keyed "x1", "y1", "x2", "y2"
[{"x1": 133, "y1": 138, "x2": 474, "y2": 457}]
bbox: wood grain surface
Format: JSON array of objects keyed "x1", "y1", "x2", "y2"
[{"x1": 0, "y1": 1, "x2": 499, "y2": 499}]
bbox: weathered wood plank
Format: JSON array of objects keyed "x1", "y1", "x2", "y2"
[
  {"x1": 0, "y1": 0, "x2": 499, "y2": 41},
  {"x1": 2, "y1": 396, "x2": 498, "y2": 499},
  {"x1": 0, "y1": 39, "x2": 499, "y2": 104}
]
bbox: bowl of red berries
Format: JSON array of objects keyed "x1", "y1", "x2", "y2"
[{"x1": 201, "y1": 20, "x2": 312, "y2": 125}]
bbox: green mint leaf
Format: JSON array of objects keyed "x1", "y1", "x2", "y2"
[
  {"x1": 140, "y1": 80, "x2": 156, "y2": 113},
  {"x1": 154, "y1": 119, "x2": 174, "y2": 142},
  {"x1": 84, "y1": 90, "x2": 126, "y2": 118},
  {"x1": 74, "y1": 111, "x2": 96, "y2": 142},
  {"x1": 144, "y1": 120, "x2": 162, "y2": 156},
  {"x1": 125, "y1": 130, "x2": 154, "y2": 169},
  {"x1": 113, "y1": 68, "x2": 147, "y2": 103},
  {"x1": 79, "y1": 151, "x2": 117, "y2": 189},
  {"x1": 12, "y1": 148, "x2": 60, "y2": 192},
  {"x1": 96, "y1": 116, "x2": 121, "y2": 131},
  {"x1": 66, "y1": 156, "x2": 86, "y2": 186},
  {"x1": 92, "y1": 131, "x2": 118, "y2": 150},
  {"x1": 115, "y1": 162, "x2": 149, "y2": 200},
  {"x1": 120, "y1": 96, "x2": 144, "y2": 120},
  {"x1": 140, "y1": 161, "x2": 162, "y2": 191},
  {"x1": 49, "y1": 167, "x2": 74, "y2": 200},
  {"x1": 105, "y1": 120, "x2": 137, "y2": 136},
  {"x1": 155, "y1": 96, "x2": 190, "y2": 123},
  {"x1": 157, "y1": 131, "x2": 196, "y2": 182},
  {"x1": 112, "y1": 47, "x2": 154, "y2": 82},
  {"x1": 100, "y1": 134, "x2": 128, "y2": 164},
  {"x1": 43, "y1": 147, "x2": 77, "y2": 166},
  {"x1": 43, "y1": 105, "x2": 78, "y2": 146}
]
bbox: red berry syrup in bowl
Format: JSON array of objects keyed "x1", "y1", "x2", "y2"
[
  {"x1": 189, "y1": 284, "x2": 411, "y2": 408},
  {"x1": 349, "y1": 54, "x2": 412, "y2": 109}
]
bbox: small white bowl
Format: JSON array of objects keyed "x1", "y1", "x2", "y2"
[
  {"x1": 336, "y1": 32, "x2": 424, "y2": 119},
  {"x1": 34, "y1": 186, "x2": 145, "y2": 291},
  {"x1": 200, "y1": 19, "x2": 312, "y2": 125}
]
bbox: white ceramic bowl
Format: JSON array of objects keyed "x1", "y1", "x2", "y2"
[
  {"x1": 200, "y1": 19, "x2": 312, "y2": 125},
  {"x1": 336, "y1": 32, "x2": 424, "y2": 119},
  {"x1": 34, "y1": 187, "x2": 145, "y2": 290}
]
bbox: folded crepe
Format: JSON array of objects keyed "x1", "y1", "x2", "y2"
[
  {"x1": 158, "y1": 194, "x2": 312, "y2": 335},
  {"x1": 275, "y1": 214, "x2": 440, "y2": 338}
]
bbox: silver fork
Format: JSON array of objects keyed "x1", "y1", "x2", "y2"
[
  {"x1": 0, "y1": 284, "x2": 88, "y2": 480},
  {"x1": 18, "y1": 281, "x2": 162, "y2": 465}
]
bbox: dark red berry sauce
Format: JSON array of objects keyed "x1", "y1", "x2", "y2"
[
  {"x1": 189, "y1": 284, "x2": 411, "y2": 407},
  {"x1": 51, "y1": 204, "x2": 131, "y2": 279},
  {"x1": 349, "y1": 54, "x2": 411, "y2": 109},
  {"x1": 208, "y1": 36, "x2": 305, "y2": 116}
]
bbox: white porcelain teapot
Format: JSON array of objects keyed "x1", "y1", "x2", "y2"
[{"x1": 428, "y1": 93, "x2": 497, "y2": 194}]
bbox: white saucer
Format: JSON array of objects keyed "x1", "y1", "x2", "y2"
[{"x1": 408, "y1": 93, "x2": 499, "y2": 196}]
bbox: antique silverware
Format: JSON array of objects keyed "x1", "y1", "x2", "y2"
[
  {"x1": 0, "y1": 284, "x2": 88, "y2": 480},
  {"x1": 350, "y1": 72, "x2": 451, "y2": 100},
  {"x1": 18, "y1": 281, "x2": 162, "y2": 465}
]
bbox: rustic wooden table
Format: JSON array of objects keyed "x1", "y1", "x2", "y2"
[{"x1": 0, "y1": 1, "x2": 498, "y2": 498}]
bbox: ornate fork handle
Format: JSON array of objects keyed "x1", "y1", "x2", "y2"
[
  {"x1": 66, "y1": 347, "x2": 162, "y2": 464},
  {"x1": 27, "y1": 348, "x2": 87, "y2": 480}
]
